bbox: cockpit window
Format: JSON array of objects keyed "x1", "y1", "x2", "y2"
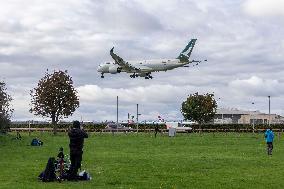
[{"x1": 106, "y1": 62, "x2": 110, "y2": 64}]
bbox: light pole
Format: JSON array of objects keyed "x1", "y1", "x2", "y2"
[
  {"x1": 117, "y1": 96, "x2": 119, "y2": 132},
  {"x1": 268, "y1": 96, "x2": 271, "y2": 127},
  {"x1": 217, "y1": 98, "x2": 223, "y2": 124},
  {"x1": 127, "y1": 113, "x2": 130, "y2": 124},
  {"x1": 252, "y1": 102, "x2": 255, "y2": 132},
  {"x1": 136, "y1": 104, "x2": 141, "y2": 133}
]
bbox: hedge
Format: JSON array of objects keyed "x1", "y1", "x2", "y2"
[
  {"x1": 9, "y1": 123, "x2": 167, "y2": 130},
  {"x1": 9, "y1": 122, "x2": 284, "y2": 131}
]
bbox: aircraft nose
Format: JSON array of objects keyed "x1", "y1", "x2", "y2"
[{"x1": 97, "y1": 65, "x2": 102, "y2": 72}]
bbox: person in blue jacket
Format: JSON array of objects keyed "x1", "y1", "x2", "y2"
[{"x1": 265, "y1": 128, "x2": 274, "y2": 155}]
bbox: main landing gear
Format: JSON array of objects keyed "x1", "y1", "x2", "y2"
[
  {"x1": 129, "y1": 73, "x2": 153, "y2": 79},
  {"x1": 145, "y1": 73, "x2": 153, "y2": 79},
  {"x1": 130, "y1": 73, "x2": 138, "y2": 78},
  {"x1": 101, "y1": 73, "x2": 104, "y2": 78}
]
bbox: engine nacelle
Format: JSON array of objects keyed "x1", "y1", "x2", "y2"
[{"x1": 108, "y1": 65, "x2": 122, "y2": 74}]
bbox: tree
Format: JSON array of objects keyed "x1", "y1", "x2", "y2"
[
  {"x1": 30, "y1": 70, "x2": 79, "y2": 134},
  {"x1": 0, "y1": 81, "x2": 13, "y2": 133},
  {"x1": 181, "y1": 92, "x2": 217, "y2": 126}
]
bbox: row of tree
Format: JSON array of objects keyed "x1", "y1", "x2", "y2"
[{"x1": 1, "y1": 70, "x2": 218, "y2": 134}]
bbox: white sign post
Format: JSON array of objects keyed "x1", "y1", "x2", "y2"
[{"x1": 168, "y1": 128, "x2": 176, "y2": 137}]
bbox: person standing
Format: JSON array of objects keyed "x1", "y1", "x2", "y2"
[
  {"x1": 265, "y1": 128, "x2": 274, "y2": 155},
  {"x1": 68, "y1": 121, "x2": 88, "y2": 180},
  {"x1": 57, "y1": 147, "x2": 65, "y2": 179},
  {"x1": 154, "y1": 124, "x2": 160, "y2": 138}
]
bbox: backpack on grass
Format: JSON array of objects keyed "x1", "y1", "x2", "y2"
[
  {"x1": 38, "y1": 157, "x2": 57, "y2": 182},
  {"x1": 31, "y1": 138, "x2": 43, "y2": 146}
]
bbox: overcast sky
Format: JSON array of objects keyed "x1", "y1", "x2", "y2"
[{"x1": 1, "y1": 0, "x2": 284, "y2": 122}]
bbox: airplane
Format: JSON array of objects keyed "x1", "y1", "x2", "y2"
[{"x1": 97, "y1": 39, "x2": 206, "y2": 79}]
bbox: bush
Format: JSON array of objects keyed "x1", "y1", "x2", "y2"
[
  {"x1": 9, "y1": 122, "x2": 284, "y2": 132},
  {"x1": 0, "y1": 117, "x2": 11, "y2": 133}
]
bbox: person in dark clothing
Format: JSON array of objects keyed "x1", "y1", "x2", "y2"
[
  {"x1": 16, "y1": 131, "x2": 22, "y2": 140},
  {"x1": 57, "y1": 147, "x2": 64, "y2": 159},
  {"x1": 38, "y1": 157, "x2": 57, "y2": 182},
  {"x1": 57, "y1": 147, "x2": 65, "y2": 178},
  {"x1": 68, "y1": 120, "x2": 88, "y2": 180},
  {"x1": 154, "y1": 124, "x2": 160, "y2": 138}
]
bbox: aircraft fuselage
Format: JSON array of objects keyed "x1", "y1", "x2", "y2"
[{"x1": 97, "y1": 58, "x2": 187, "y2": 74}]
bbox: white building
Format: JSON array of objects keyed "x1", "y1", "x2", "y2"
[{"x1": 214, "y1": 108, "x2": 284, "y2": 124}]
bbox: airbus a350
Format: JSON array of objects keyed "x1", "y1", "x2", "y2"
[{"x1": 97, "y1": 39, "x2": 205, "y2": 79}]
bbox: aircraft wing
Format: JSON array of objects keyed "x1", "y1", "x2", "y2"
[{"x1": 110, "y1": 47, "x2": 137, "y2": 72}]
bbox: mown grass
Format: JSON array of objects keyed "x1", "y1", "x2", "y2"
[{"x1": 0, "y1": 131, "x2": 284, "y2": 189}]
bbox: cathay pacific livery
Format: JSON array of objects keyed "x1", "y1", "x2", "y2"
[{"x1": 97, "y1": 39, "x2": 205, "y2": 79}]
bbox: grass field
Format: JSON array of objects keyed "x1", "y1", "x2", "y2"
[{"x1": 0, "y1": 131, "x2": 284, "y2": 189}]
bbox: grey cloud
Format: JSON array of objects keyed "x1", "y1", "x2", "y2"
[
  {"x1": 243, "y1": 0, "x2": 284, "y2": 17},
  {"x1": 1, "y1": 0, "x2": 284, "y2": 121},
  {"x1": 229, "y1": 76, "x2": 283, "y2": 97}
]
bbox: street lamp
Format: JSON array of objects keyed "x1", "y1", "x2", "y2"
[
  {"x1": 268, "y1": 96, "x2": 271, "y2": 126},
  {"x1": 217, "y1": 98, "x2": 223, "y2": 124},
  {"x1": 136, "y1": 104, "x2": 141, "y2": 133},
  {"x1": 117, "y1": 96, "x2": 119, "y2": 133},
  {"x1": 252, "y1": 102, "x2": 255, "y2": 132}
]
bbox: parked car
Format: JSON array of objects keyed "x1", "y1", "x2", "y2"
[
  {"x1": 166, "y1": 122, "x2": 192, "y2": 133},
  {"x1": 175, "y1": 125, "x2": 192, "y2": 133},
  {"x1": 104, "y1": 123, "x2": 134, "y2": 132}
]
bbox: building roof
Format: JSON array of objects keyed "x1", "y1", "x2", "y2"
[{"x1": 216, "y1": 108, "x2": 261, "y2": 115}]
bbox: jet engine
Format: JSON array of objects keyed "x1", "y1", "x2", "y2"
[{"x1": 108, "y1": 65, "x2": 122, "y2": 74}]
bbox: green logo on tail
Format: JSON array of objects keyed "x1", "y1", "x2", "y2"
[{"x1": 177, "y1": 39, "x2": 197, "y2": 62}]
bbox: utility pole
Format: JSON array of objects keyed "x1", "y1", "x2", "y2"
[
  {"x1": 128, "y1": 113, "x2": 130, "y2": 125},
  {"x1": 136, "y1": 104, "x2": 139, "y2": 133},
  {"x1": 28, "y1": 120, "x2": 31, "y2": 136},
  {"x1": 117, "y1": 96, "x2": 119, "y2": 132},
  {"x1": 268, "y1": 96, "x2": 271, "y2": 127},
  {"x1": 252, "y1": 102, "x2": 255, "y2": 133}
]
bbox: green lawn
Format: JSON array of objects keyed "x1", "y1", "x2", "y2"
[{"x1": 0, "y1": 132, "x2": 283, "y2": 189}]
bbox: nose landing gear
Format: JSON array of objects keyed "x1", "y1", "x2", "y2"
[{"x1": 101, "y1": 73, "x2": 104, "y2": 78}]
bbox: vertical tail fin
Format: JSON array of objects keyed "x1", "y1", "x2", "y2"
[{"x1": 177, "y1": 39, "x2": 197, "y2": 62}]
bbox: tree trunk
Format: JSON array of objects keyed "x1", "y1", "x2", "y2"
[
  {"x1": 53, "y1": 122, "x2": 57, "y2": 135},
  {"x1": 51, "y1": 113, "x2": 57, "y2": 135},
  {"x1": 199, "y1": 122, "x2": 203, "y2": 136}
]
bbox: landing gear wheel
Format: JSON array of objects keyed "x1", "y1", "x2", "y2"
[
  {"x1": 101, "y1": 74, "x2": 104, "y2": 78},
  {"x1": 149, "y1": 75, "x2": 153, "y2": 79},
  {"x1": 130, "y1": 73, "x2": 137, "y2": 78}
]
